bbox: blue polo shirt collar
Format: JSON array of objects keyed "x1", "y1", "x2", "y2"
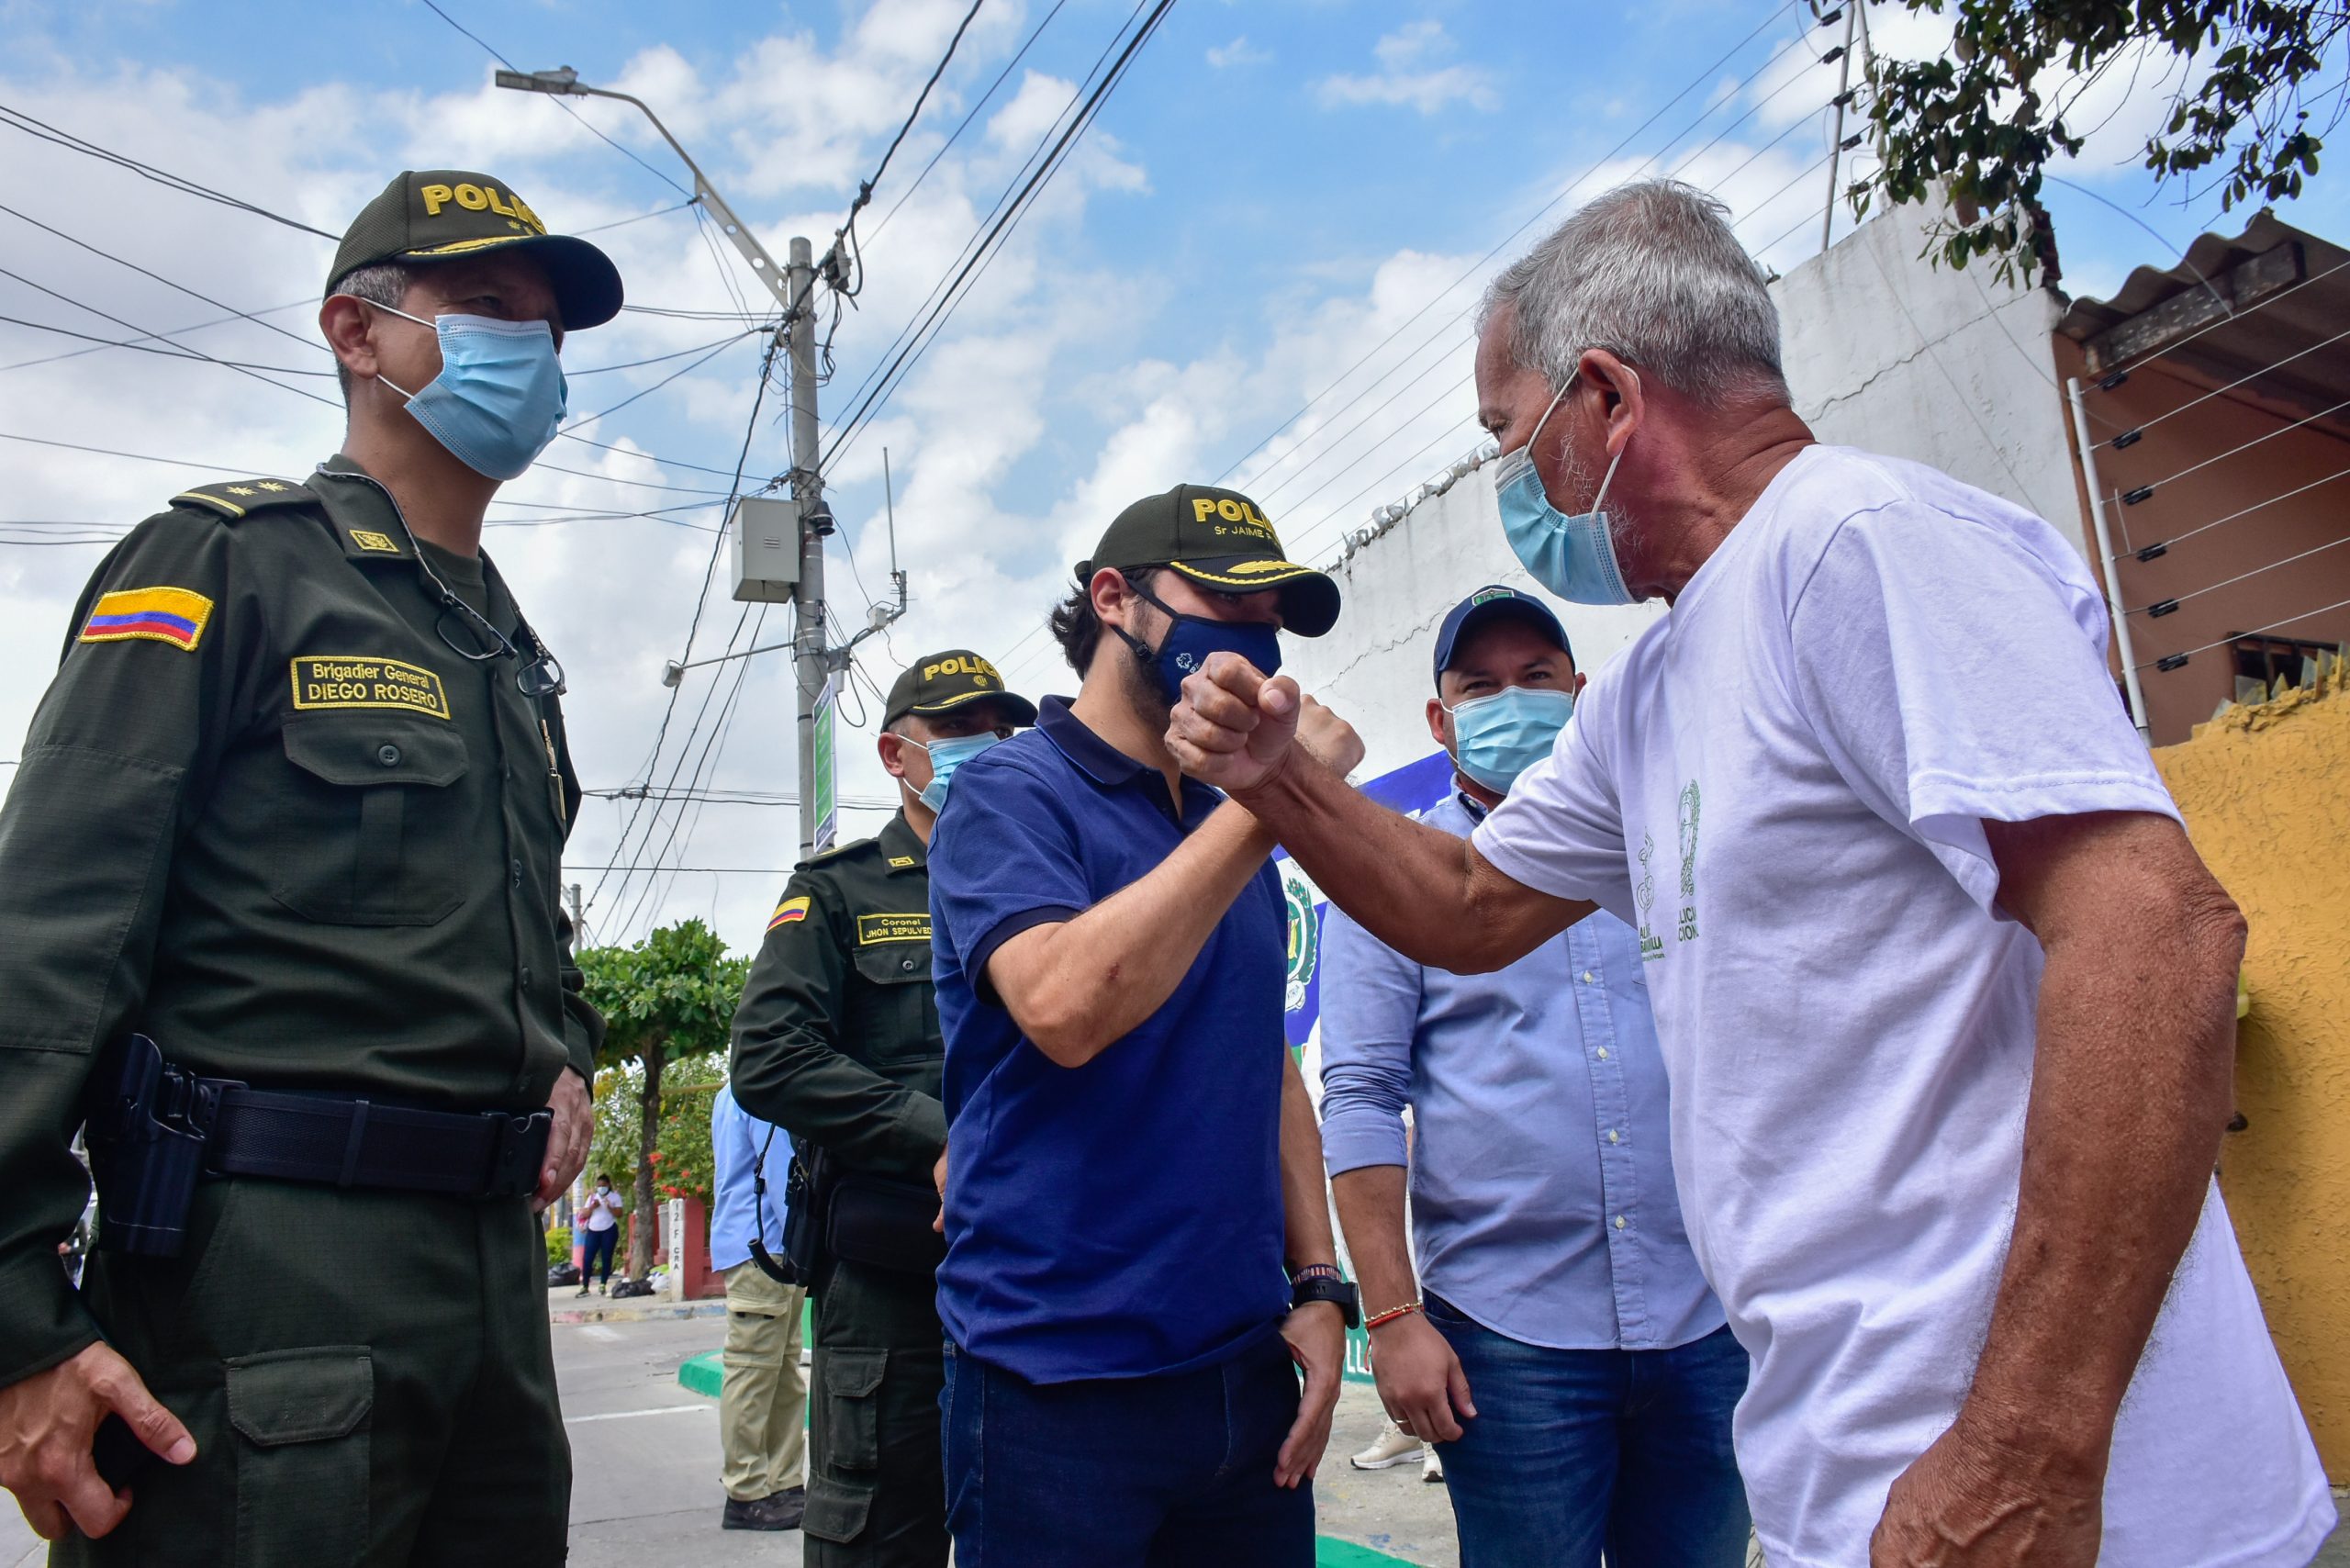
[{"x1": 1035, "y1": 695, "x2": 1220, "y2": 824}]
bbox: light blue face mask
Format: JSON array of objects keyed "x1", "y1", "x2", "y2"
[
  {"x1": 364, "y1": 300, "x2": 568, "y2": 481},
  {"x1": 902, "y1": 732, "x2": 1003, "y2": 812},
  {"x1": 1493, "y1": 377, "x2": 1635, "y2": 606},
  {"x1": 1442, "y1": 685, "x2": 1576, "y2": 794}
]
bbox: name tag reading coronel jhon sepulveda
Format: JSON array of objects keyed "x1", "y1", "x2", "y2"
[{"x1": 289, "y1": 655, "x2": 453, "y2": 720}]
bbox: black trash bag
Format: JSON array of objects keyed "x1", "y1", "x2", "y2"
[
  {"x1": 610, "y1": 1277, "x2": 656, "y2": 1299},
  {"x1": 547, "y1": 1262, "x2": 581, "y2": 1287}
]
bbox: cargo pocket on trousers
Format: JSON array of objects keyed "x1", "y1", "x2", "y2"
[
  {"x1": 802, "y1": 1473, "x2": 876, "y2": 1545},
  {"x1": 820, "y1": 1347, "x2": 886, "y2": 1471},
  {"x1": 226, "y1": 1347, "x2": 372, "y2": 1568}
]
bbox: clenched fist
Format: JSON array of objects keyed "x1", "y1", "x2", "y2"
[{"x1": 1168, "y1": 652, "x2": 1360, "y2": 793}]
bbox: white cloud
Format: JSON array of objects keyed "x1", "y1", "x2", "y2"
[
  {"x1": 1315, "y1": 20, "x2": 1498, "y2": 116},
  {"x1": 1206, "y1": 36, "x2": 1271, "y2": 70}
]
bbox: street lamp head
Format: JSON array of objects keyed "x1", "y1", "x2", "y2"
[
  {"x1": 661, "y1": 659, "x2": 686, "y2": 689},
  {"x1": 494, "y1": 66, "x2": 581, "y2": 95}
]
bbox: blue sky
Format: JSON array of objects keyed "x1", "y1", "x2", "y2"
[{"x1": 2, "y1": 0, "x2": 2341, "y2": 948}]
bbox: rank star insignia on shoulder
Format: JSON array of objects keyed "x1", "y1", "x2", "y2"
[{"x1": 172, "y1": 477, "x2": 316, "y2": 521}]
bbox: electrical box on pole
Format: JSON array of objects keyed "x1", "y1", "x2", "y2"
[{"x1": 731, "y1": 495, "x2": 803, "y2": 603}]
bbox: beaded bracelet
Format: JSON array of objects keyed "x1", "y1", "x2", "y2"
[{"x1": 1364, "y1": 1299, "x2": 1424, "y2": 1331}]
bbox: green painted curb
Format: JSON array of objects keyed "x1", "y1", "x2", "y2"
[
  {"x1": 676, "y1": 1350, "x2": 1420, "y2": 1566},
  {"x1": 678, "y1": 1349, "x2": 722, "y2": 1399}
]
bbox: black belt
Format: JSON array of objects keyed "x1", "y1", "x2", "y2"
[{"x1": 204, "y1": 1086, "x2": 551, "y2": 1200}]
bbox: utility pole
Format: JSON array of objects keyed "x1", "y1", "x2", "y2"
[
  {"x1": 787, "y1": 235, "x2": 832, "y2": 863},
  {"x1": 498, "y1": 67, "x2": 905, "y2": 869}
]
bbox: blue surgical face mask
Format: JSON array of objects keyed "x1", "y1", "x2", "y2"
[
  {"x1": 1442, "y1": 685, "x2": 1576, "y2": 794},
  {"x1": 363, "y1": 300, "x2": 569, "y2": 481},
  {"x1": 901, "y1": 732, "x2": 1002, "y2": 812},
  {"x1": 1493, "y1": 377, "x2": 1635, "y2": 606},
  {"x1": 1117, "y1": 579, "x2": 1283, "y2": 704}
]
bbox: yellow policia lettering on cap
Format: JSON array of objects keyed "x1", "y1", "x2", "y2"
[
  {"x1": 856, "y1": 913, "x2": 931, "y2": 946},
  {"x1": 417, "y1": 182, "x2": 545, "y2": 233},
  {"x1": 348, "y1": 530, "x2": 399, "y2": 554},
  {"x1": 79, "y1": 587, "x2": 214, "y2": 652},
  {"x1": 768, "y1": 896, "x2": 811, "y2": 931},
  {"x1": 1191, "y1": 498, "x2": 1277, "y2": 530},
  {"x1": 921, "y1": 655, "x2": 1002, "y2": 683}
]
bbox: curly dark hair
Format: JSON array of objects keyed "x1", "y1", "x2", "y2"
[{"x1": 1047, "y1": 566, "x2": 1160, "y2": 677}]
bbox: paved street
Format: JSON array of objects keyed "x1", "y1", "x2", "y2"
[{"x1": 0, "y1": 1313, "x2": 2343, "y2": 1565}]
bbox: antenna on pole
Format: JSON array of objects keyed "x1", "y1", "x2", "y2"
[{"x1": 866, "y1": 448, "x2": 909, "y2": 633}]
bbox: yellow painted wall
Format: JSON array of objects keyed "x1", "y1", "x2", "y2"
[{"x1": 2154, "y1": 664, "x2": 2350, "y2": 1479}]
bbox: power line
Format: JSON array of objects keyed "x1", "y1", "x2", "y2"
[
  {"x1": 2137, "y1": 593, "x2": 2350, "y2": 672},
  {"x1": 0, "y1": 263, "x2": 341, "y2": 409},
  {"x1": 0, "y1": 102, "x2": 340, "y2": 240},
  {"x1": 0, "y1": 313, "x2": 334, "y2": 377},
  {"x1": 414, "y1": 0, "x2": 691, "y2": 198},
  {"x1": 823, "y1": 0, "x2": 1176, "y2": 469}
]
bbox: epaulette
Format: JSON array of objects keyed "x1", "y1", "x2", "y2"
[
  {"x1": 793, "y1": 834, "x2": 880, "y2": 873},
  {"x1": 170, "y1": 477, "x2": 317, "y2": 521}
]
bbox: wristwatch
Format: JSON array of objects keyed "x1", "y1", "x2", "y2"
[{"x1": 1289, "y1": 1263, "x2": 1360, "y2": 1328}]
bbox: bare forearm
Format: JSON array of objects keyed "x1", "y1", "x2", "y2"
[
  {"x1": 1280, "y1": 1056, "x2": 1337, "y2": 1271},
  {"x1": 994, "y1": 801, "x2": 1274, "y2": 1066},
  {"x1": 1965, "y1": 901, "x2": 2243, "y2": 1460},
  {"x1": 1330, "y1": 1165, "x2": 1416, "y2": 1317},
  {"x1": 1234, "y1": 754, "x2": 1583, "y2": 971}
]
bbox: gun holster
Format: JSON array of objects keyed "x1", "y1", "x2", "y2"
[{"x1": 84, "y1": 1034, "x2": 229, "y2": 1259}]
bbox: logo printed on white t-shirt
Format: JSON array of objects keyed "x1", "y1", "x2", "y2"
[{"x1": 1676, "y1": 780, "x2": 1703, "y2": 944}]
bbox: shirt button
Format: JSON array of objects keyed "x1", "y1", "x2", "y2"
[
  {"x1": 1608, "y1": 1129, "x2": 1621, "y2": 1145},
  {"x1": 510, "y1": 857, "x2": 523, "y2": 889},
  {"x1": 377, "y1": 744, "x2": 402, "y2": 767},
  {"x1": 521, "y1": 967, "x2": 532, "y2": 987},
  {"x1": 1595, "y1": 1047, "x2": 1610, "y2": 1060},
  {"x1": 1614, "y1": 1215, "x2": 1627, "y2": 1230},
  {"x1": 901, "y1": 958, "x2": 915, "y2": 971},
  {"x1": 1581, "y1": 970, "x2": 1595, "y2": 984}
]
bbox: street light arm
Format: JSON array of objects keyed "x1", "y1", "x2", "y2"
[{"x1": 495, "y1": 68, "x2": 797, "y2": 312}]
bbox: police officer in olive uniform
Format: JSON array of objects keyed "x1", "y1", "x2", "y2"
[
  {"x1": 0, "y1": 171, "x2": 620, "y2": 1563},
  {"x1": 730, "y1": 651, "x2": 1036, "y2": 1568}
]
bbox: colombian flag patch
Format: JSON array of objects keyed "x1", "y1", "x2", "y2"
[
  {"x1": 79, "y1": 587, "x2": 214, "y2": 652},
  {"x1": 768, "y1": 896, "x2": 811, "y2": 931}
]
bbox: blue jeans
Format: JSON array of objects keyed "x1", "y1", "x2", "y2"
[
  {"x1": 940, "y1": 1329, "x2": 1314, "y2": 1568},
  {"x1": 579, "y1": 1224, "x2": 617, "y2": 1284},
  {"x1": 1426, "y1": 1294, "x2": 1750, "y2": 1568}
]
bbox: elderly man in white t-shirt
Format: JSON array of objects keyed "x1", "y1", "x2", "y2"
[{"x1": 1170, "y1": 178, "x2": 2333, "y2": 1568}]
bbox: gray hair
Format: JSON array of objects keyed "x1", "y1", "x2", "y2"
[
  {"x1": 1479, "y1": 179, "x2": 1786, "y2": 406},
  {"x1": 328, "y1": 261, "x2": 418, "y2": 399}
]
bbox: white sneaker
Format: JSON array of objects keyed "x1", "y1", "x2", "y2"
[
  {"x1": 1349, "y1": 1418, "x2": 1423, "y2": 1471},
  {"x1": 1421, "y1": 1444, "x2": 1445, "y2": 1484}
]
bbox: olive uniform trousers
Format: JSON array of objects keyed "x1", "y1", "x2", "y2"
[
  {"x1": 804, "y1": 1253, "x2": 947, "y2": 1568},
  {"x1": 719, "y1": 1262, "x2": 807, "y2": 1501},
  {"x1": 59, "y1": 1179, "x2": 566, "y2": 1568}
]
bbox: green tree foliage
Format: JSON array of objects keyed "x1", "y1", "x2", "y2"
[
  {"x1": 586, "y1": 1062, "x2": 723, "y2": 1210},
  {"x1": 577, "y1": 920, "x2": 747, "y2": 1278},
  {"x1": 1861, "y1": 0, "x2": 2344, "y2": 278}
]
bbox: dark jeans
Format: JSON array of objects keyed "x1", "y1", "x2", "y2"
[
  {"x1": 1426, "y1": 1294, "x2": 1750, "y2": 1568},
  {"x1": 940, "y1": 1329, "x2": 1314, "y2": 1568},
  {"x1": 580, "y1": 1224, "x2": 617, "y2": 1284}
]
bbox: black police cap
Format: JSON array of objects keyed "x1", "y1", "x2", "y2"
[{"x1": 328, "y1": 170, "x2": 623, "y2": 330}]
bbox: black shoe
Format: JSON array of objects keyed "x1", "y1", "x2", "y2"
[{"x1": 721, "y1": 1487, "x2": 805, "y2": 1531}]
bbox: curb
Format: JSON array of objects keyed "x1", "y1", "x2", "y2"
[
  {"x1": 667, "y1": 1355, "x2": 1427, "y2": 1566},
  {"x1": 551, "y1": 1297, "x2": 729, "y2": 1327}
]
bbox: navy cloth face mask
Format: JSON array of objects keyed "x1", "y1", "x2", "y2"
[
  {"x1": 1119, "y1": 580, "x2": 1283, "y2": 704},
  {"x1": 363, "y1": 300, "x2": 569, "y2": 481}
]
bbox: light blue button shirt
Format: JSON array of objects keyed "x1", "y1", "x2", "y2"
[
  {"x1": 1318, "y1": 791, "x2": 1722, "y2": 1351},
  {"x1": 710, "y1": 1084, "x2": 792, "y2": 1273}
]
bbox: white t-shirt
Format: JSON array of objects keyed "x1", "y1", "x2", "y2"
[
  {"x1": 1473, "y1": 446, "x2": 2332, "y2": 1568},
  {"x1": 584, "y1": 1188, "x2": 621, "y2": 1233}
]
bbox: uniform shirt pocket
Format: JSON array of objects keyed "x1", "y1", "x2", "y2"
[
  {"x1": 273, "y1": 716, "x2": 470, "y2": 926},
  {"x1": 846, "y1": 936, "x2": 937, "y2": 1063}
]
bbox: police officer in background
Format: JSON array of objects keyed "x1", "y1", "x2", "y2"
[
  {"x1": 730, "y1": 650, "x2": 1035, "y2": 1567},
  {"x1": 0, "y1": 170, "x2": 616, "y2": 1561}
]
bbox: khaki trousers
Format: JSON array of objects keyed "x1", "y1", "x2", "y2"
[{"x1": 720, "y1": 1260, "x2": 809, "y2": 1500}]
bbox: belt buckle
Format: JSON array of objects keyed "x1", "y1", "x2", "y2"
[{"x1": 483, "y1": 1109, "x2": 553, "y2": 1198}]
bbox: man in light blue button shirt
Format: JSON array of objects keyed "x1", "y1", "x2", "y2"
[
  {"x1": 1319, "y1": 587, "x2": 1747, "y2": 1568},
  {"x1": 710, "y1": 1083, "x2": 809, "y2": 1531}
]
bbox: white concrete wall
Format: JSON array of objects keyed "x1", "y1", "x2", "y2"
[{"x1": 1284, "y1": 205, "x2": 2087, "y2": 788}]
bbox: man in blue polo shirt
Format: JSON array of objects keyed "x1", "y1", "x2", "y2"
[
  {"x1": 1320, "y1": 586, "x2": 1747, "y2": 1567},
  {"x1": 926, "y1": 484, "x2": 1363, "y2": 1567}
]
